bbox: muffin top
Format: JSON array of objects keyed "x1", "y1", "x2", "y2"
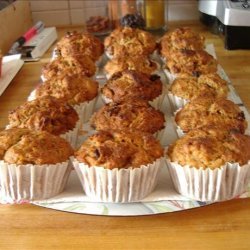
[
  {"x1": 104, "y1": 55, "x2": 158, "y2": 77},
  {"x1": 160, "y1": 27, "x2": 205, "y2": 59},
  {"x1": 169, "y1": 73, "x2": 229, "y2": 100},
  {"x1": 75, "y1": 130, "x2": 164, "y2": 169},
  {"x1": 104, "y1": 26, "x2": 156, "y2": 57},
  {"x1": 42, "y1": 54, "x2": 96, "y2": 79},
  {"x1": 0, "y1": 128, "x2": 73, "y2": 165},
  {"x1": 91, "y1": 100, "x2": 165, "y2": 134},
  {"x1": 167, "y1": 126, "x2": 250, "y2": 169},
  {"x1": 175, "y1": 94, "x2": 247, "y2": 133},
  {"x1": 8, "y1": 96, "x2": 79, "y2": 135},
  {"x1": 56, "y1": 31, "x2": 104, "y2": 61},
  {"x1": 101, "y1": 70, "x2": 163, "y2": 102},
  {"x1": 165, "y1": 49, "x2": 218, "y2": 77},
  {"x1": 34, "y1": 74, "x2": 98, "y2": 106}
]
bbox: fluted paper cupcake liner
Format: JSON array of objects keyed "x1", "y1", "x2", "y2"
[
  {"x1": 163, "y1": 69, "x2": 177, "y2": 84},
  {"x1": 72, "y1": 157, "x2": 165, "y2": 203},
  {"x1": 168, "y1": 92, "x2": 189, "y2": 112},
  {"x1": 166, "y1": 159, "x2": 250, "y2": 202},
  {"x1": 0, "y1": 160, "x2": 72, "y2": 203}
]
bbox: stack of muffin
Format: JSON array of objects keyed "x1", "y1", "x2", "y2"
[{"x1": 160, "y1": 27, "x2": 250, "y2": 201}]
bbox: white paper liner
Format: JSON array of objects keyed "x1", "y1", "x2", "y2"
[
  {"x1": 72, "y1": 157, "x2": 165, "y2": 203},
  {"x1": 168, "y1": 92, "x2": 189, "y2": 112},
  {"x1": 163, "y1": 69, "x2": 177, "y2": 84},
  {"x1": 166, "y1": 159, "x2": 250, "y2": 202},
  {"x1": 0, "y1": 160, "x2": 72, "y2": 203},
  {"x1": 154, "y1": 118, "x2": 167, "y2": 142},
  {"x1": 27, "y1": 89, "x2": 36, "y2": 101}
]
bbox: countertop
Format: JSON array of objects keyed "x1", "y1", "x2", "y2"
[{"x1": 0, "y1": 21, "x2": 250, "y2": 250}]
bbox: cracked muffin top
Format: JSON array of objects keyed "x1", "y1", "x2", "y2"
[
  {"x1": 169, "y1": 73, "x2": 229, "y2": 100},
  {"x1": 104, "y1": 55, "x2": 158, "y2": 77},
  {"x1": 101, "y1": 70, "x2": 163, "y2": 102},
  {"x1": 91, "y1": 100, "x2": 165, "y2": 134},
  {"x1": 8, "y1": 96, "x2": 79, "y2": 135},
  {"x1": 75, "y1": 130, "x2": 164, "y2": 169},
  {"x1": 104, "y1": 26, "x2": 156, "y2": 57},
  {"x1": 42, "y1": 54, "x2": 96, "y2": 79},
  {"x1": 34, "y1": 73, "x2": 98, "y2": 106},
  {"x1": 0, "y1": 128, "x2": 73, "y2": 165},
  {"x1": 167, "y1": 126, "x2": 250, "y2": 169},
  {"x1": 56, "y1": 31, "x2": 104, "y2": 61},
  {"x1": 175, "y1": 94, "x2": 247, "y2": 134},
  {"x1": 165, "y1": 49, "x2": 218, "y2": 77},
  {"x1": 160, "y1": 27, "x2": 205, "y2": 59}
]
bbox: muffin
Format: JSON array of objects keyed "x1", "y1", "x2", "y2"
[
  {"x1": 56, "y1": 31, "x2": 104, "y2": 62},
  {"x1": 101, "y1": 70, "x2": 164, "y2": 109},
  {"x1": 90, "y1": 100, "x2": 166, "y2": 138},
  {"x1": 160, "y1": 27, "x2": 205, "y2": 59},
  {"x1": 166, "y1": 126, "x2": 250, "y2": 201},
  {"x1": 0, "y1": 128, "x2": 73, "y2": 202},
  {"x1": 175, "y1": 94, "x2": 247, "y2": 134},
  {"x1": 168, "y1": 73, "x2": 229, "y2": 111},
  {"x1": 8, "y1": 96, "x2": 79, "y2": 148},
  {"x1": 29, "y1": 73, "x2": 98, "y2": 124},
  {"x1": 72, "y1": 130, "x2": 164, "y2": 202},
  {"x1": 104, "y1": 55, "x2": 158, "y2": 79},
  {"x1": 41, "y1": 54, "x2": 96, "y2": 80},
  {"x1": 164, "y1": 49, "x2": 218, "y2": 82},
  {"x1": 104, "y1": 26, "x2": 156, "y2": 58}
]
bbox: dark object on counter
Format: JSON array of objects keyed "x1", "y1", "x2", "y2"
[
  {"x1": 86, "y1": 16, "x2": 110, "y2": 33},
  {"x1": 120, "y1": 13, "x2": 146, "y2": 29}
]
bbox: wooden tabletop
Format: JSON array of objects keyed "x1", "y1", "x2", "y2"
[{"x1": 0, "y1": 21, "x2": 250, "y2": 250}]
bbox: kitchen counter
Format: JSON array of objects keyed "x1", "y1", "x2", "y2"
[{"x1": 0, "y1": 21, "x2": 250, "y2": 250}]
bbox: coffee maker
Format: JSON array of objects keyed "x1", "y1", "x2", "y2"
[{"x1": 199, "y1": 0, "x2": 250, "y2": 50}]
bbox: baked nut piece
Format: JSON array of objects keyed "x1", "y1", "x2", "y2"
[
  {"x1": 91, "y1": 100, "x2": 165, "y2": 134},
  {"x1": 8, "y1": 96, "x2": 79, "y2": 136},
  {"x1": 175, "y1": 95, "x2": 247, "y2": 133},
  {"x1": 42, "y1": 54, "x2": 96, "y2": 79},
  {"x1": 34, "y1": 74, "x2": 98, "y2": 106},
  {"x1": 165, "y1": 49, "x2": 218, "y2": 77},
  {"x1": 0, "y1": 128, "x2": 73, "y2": 165},
  {"x1": 104, "y1": 55, "x2": 158, "y2": 77},
  {"x1": 160, "y1": 27, "x2": 205, "y2": 58},
  {"x1": 104, "y1": 26, "x2": 156, "y2": 57},
  {"x1": 170, "y1": 73, "x2": 229, "y2": 100},
  {"x1": 101, "y1": 70, "x2": 163, "y2": 102},
  {"x1": 75, "y1": 130, "x2": 163, "y2": 169},
  {"x1": 56, "y1": 31, "x2": 104, "y2": 61}
]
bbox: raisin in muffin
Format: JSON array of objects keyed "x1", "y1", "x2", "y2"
[
  {"x1": 175, "y1": 94, "x2": 247, "y2": 134},
  {"x1": 30, "y1": 74, "x2": 98, "y2": 123},
  {"x1": 42, "y1": 54, "x2": 96, "y2": 80},
  {"x1": 91, "y1": 100, "x2": 165, "y2": 136},
  {"x1": 160, "y1": 27, "x2": 205, "y2": 59},
  {"x1": 104, "y1": 26, "x2": 156, "y2": 58},
  {"x1": 166, "y1": 126, "x2": 250, "y2": 201},
  {"x1": 0, "y1": 128, "x2": 73, "y2": 202},
  {"x1": 8, "y1": 96, "x2": 79, "y2": 148},
  {"x1": 104, "y1": 55, "x2": 158, "y2": 78},
  {"x1": 168, "y1": 73, "x2": 229, "y2": 111},
  {"x1": 72, "y1": 130, "x2": 164, "y2": 202},
  {"x1": 56, "y1": 31, "x2": 104, "y2": 62}
]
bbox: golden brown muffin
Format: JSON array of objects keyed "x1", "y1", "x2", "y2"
[
  {"x1": 165, "y1": 49, "x2": 218, "y2": 77},
  {"x1": 104, "y1": 26, "x2": 156, "y2": 57},
  {"x1": 169, "y1": 73, "x2": 229, "y2": 100},
  {"x1": 104, "y1": 55, "x2": 158, "y2": 77},
  {"x1": 167, "y1": 126, "x2": 250, "y2": 169},
  {"x1": 75, "y1": 130, "x2": 164, "y2": 169},
  {"x1": 160, "y1": 27, "x2": 205, "y2": 58},
  {"x1": 42, "y1": 54, "x2": 96, "y2": 79},
  {"x1": 8, "y1": 96, "x2": 79, "y2": 135},
  {"x1": 101, "y1": 70, "x2": 163, "y2": 102},
  {"x1": 34, "y1": 74, "x2": 98, "y2": 106},
  {"x1": 91, "y1": 100, "x2": 165, "y2": 134},
  {"x1": 0, "y1": 128, "x2": 73, "y2": 165},
  {"x1": 175, "y1": 95, "x2": 247, "y2": 133},
  {"x1": 56, "y1": 31, "x2": 104, "y2": 61}
]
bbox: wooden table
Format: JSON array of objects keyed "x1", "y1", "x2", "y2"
[{"x1": 0, "y1": 21, "x2": 250, "y2": 250}]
